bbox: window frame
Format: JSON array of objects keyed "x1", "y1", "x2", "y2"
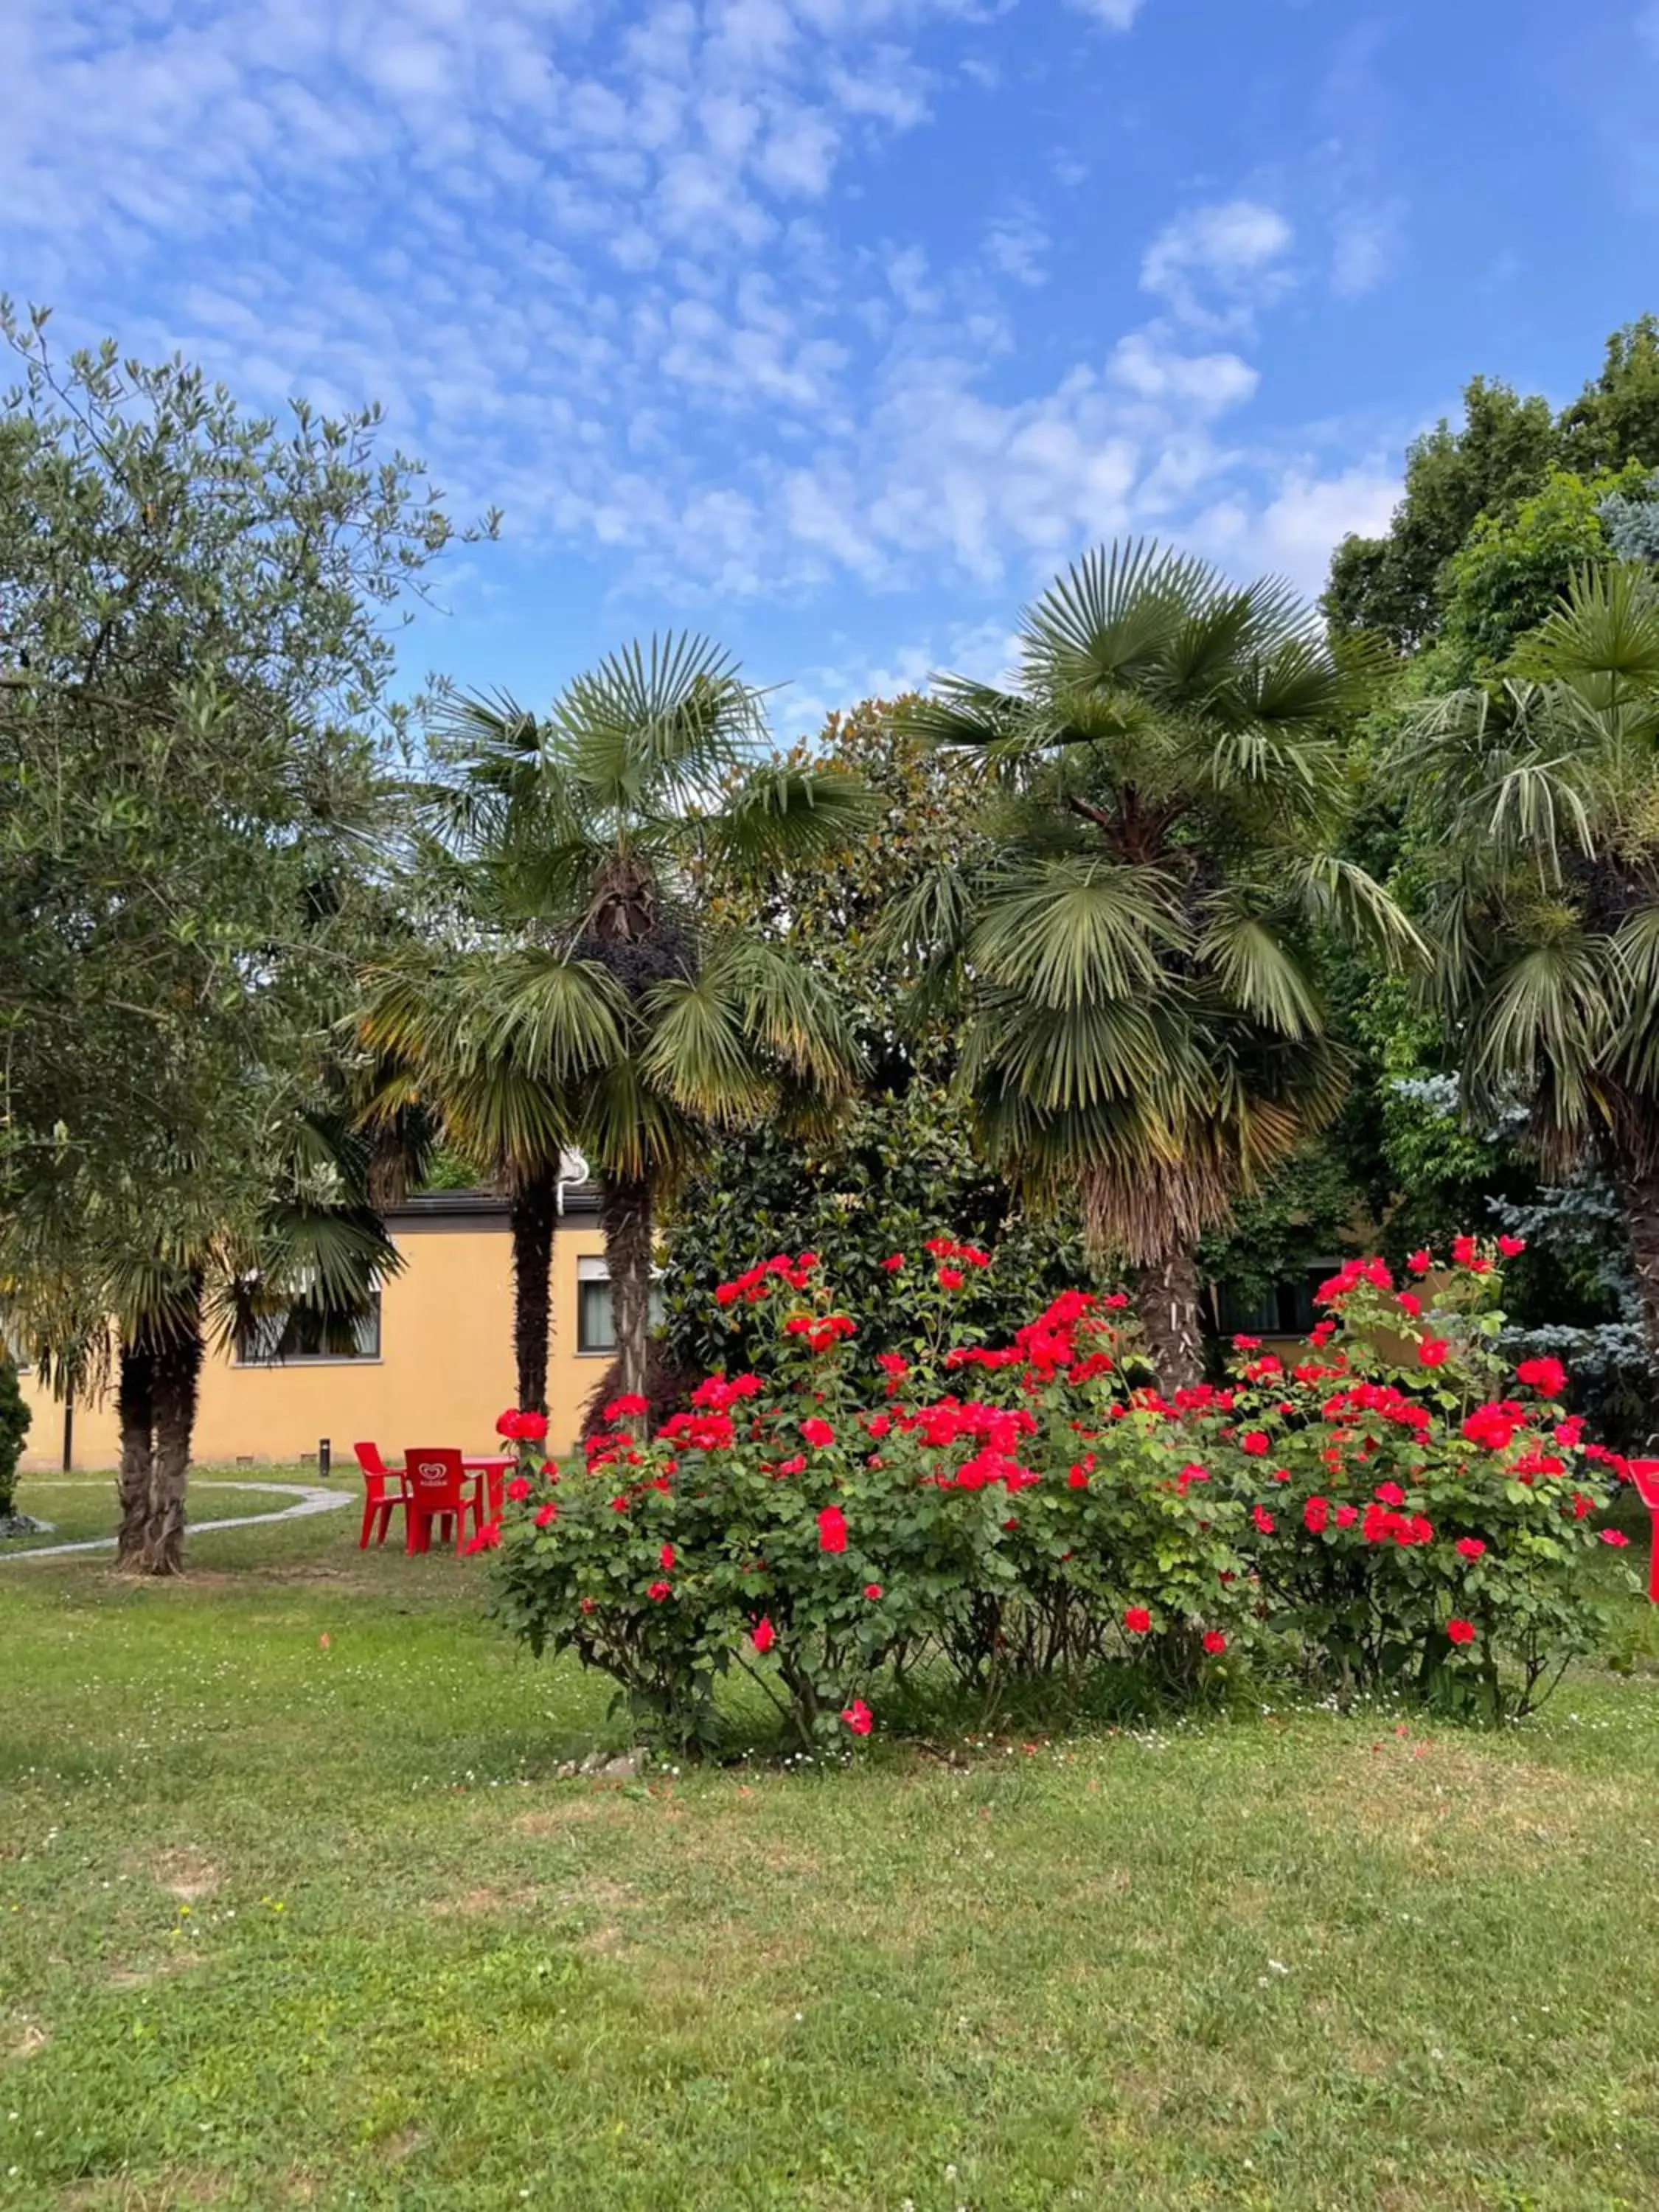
[{"x1": 234, "y1": 1292, "x2": 383, "y2": 1368}]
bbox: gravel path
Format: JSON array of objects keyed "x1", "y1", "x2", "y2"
[{"x1": 0, "y1": 1481, "x2": 353, "y2": 1561}]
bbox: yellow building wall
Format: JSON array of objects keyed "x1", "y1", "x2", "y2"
[{"x1": 18, "y1": 1211, "x2": 611, "y2": 1473}]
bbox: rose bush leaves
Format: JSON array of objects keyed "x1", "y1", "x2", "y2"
[{"x1": 485, "y1": 1241, "x2": 1638, "y2": 1750}]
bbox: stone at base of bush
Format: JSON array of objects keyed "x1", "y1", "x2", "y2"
[{"x1": 0, "y1": 1514, "x2": 51, "y2": 1540}]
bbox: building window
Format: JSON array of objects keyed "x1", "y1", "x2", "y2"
[
  {"x1": 1215, "y1": 1268, "x2": 1329, "y2": 1339},
  {"x1": 236, "y1": 1293, "x2": 382, "y2": 1366},
  {"x1": 576, "y1": 1257, "x2": 662, "y2": 1354}
]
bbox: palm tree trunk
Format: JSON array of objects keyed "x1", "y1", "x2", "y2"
[
  {"x1": 137, "y1": 1315, "x2": 202, "y2": 1577},
  {"x1": 599, "y1": 1172, "x2": 654, "y2": 1408},
  {"x1": 1130, "y1": 1240, "x2": 1206, "y2": 1394},
  {"x1": 509, "y1": 1166, "x2": 557, "y2": 1415},
  {"x1": 115, "y1": 1340, "x2": 156, "y2": 1568},
  {"x1": 1617, "y1": 1152, "x2": 1659, "y2": 1361}
]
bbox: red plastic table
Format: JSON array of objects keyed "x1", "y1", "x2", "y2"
[
  {"x1": 464, "y1": 1455, "x2": 516, "y2": 1528},
  {"x1": 1627, "y1": 1460, "x2": 1659, "y2": 1603}
]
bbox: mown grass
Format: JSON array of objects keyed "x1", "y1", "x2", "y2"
[
  {"x1": 4, "y1": 1486, "x2": 1659, "y2": 2209},
  {"x1": 2, "y1": 1471, "x2": 327, "y2": 1554}
]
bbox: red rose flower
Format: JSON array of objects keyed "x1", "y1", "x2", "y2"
[
  {"x1": 534, "y1": 1501, "x2": 559, "y2": 1528},
  {"x1": 506, "y1": 1475, "x2": 532, "y2": 1503},
  {"x1": 1252, "y1": 1505, "x2": 1276, "y2": 1535},
  {"x1": 1068, "y1": 1464, "x2": 1091, "y2": 1489},
  {"x1": 801, "y1": 1417, "x2": 835, "y2": 1448},
  {"x1": 841, "y1": 1699, "x2": 873, "y2": 1736},
  {"x1": 1335, "y1": 1503, "x2": 1359, "y2": 1528},
  {"x1": 881, "y1": 1253, "x2": 905, "y2": 1272},
  {"x1": 1304, "y1": 1496, "x2": 1329, "y2": 1534},
  {"x1": 937, "y1": 1267, "x2": 965, "y2": 1290},
  {"x1": 751, "y1": 1617, "x2": 776, "y2": 1654},
  {"x1": 659, "y1": 1543, "x2": 675, "y2": 1572},
  {"x1": 1516, "y1": 1356, "x2": 1567, "y2": 1399},
  {"x1": 1242, "y1": 1430, "x2": 1270, "y2": 1457},
  {"x1": 863, "y1": 1582, "x2": 883, "y2": 1600},
  {"x1": 1446, "y1": 1618, "x2": 1476, "y2": 1646},
  {"x1": 1419, "y1": 1338, "x2": 1450, "y2": 1367},
  {"x1": 1397, "y1": 1292, "x2": 1422, "y2": 1319},
  {"x1": 817, "y1": 1505, "x2": 848, "y2": 1554},
  {"x1": 647, "y1": 1580, "x2": 672, "y2": 1602},
  {"x1": 603, "y1": 1394, "x2": 650, "y2": 1420},
  {"x1": 1455, "y1": 1537, "x2": 1486, "y2": 1559},
  {"x1": 1408, "y1": 1248, "x2": 1433, "y2": 1275},
  {"x1": 1498, "y1": 1234, "x2": 1527, "y2": 1257},
  {"x1": 1374, "y1": 1481, "x2": 1406, "y2": 1506},
  {"x1": 463, "y1": 1520, "x2": 501, "y2": 1554},
  {"x1": 1124, "y1": 1606, "x2": 1152, "y2": 1635},
  {"x1": 1202, "y1": 1631, "x2": 1228, "y2": 1656},
  {"x1": 1601, "y1": 1529, "x2": 1631, "y2": 1547}
]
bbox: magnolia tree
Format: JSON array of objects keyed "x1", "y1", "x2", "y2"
[{"x1": 481, "y1": 1236, "x2": 1638, "y2": 1751}]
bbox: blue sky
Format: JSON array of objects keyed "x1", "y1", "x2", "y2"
[{"x1": 5, "y1": 0, "x2": 1659, "y2": 736}]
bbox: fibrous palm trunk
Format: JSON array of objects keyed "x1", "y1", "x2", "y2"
[
  {"x1": 1130, "y1": 1241, "x2": 1206, "y2": 1394},
  {"x1": 509, "y1": 1166, "x2": 557, "y2": 1416},
  {"x1": 142, "y1": 1324, "x2": 202, "y2": 1576},
  {"x1": 1616, "y1": 1151, "x2": 1659, "y2": 1363},
  {"x1": 599, "y1": 1172, "x2": 654, "y2": 1408},
  {"x1": 115, "y1": 1277, "x2": 204, "y2": 1577},
  {"x1": 115, "y1": 1340, "x2": 157, "y2": 1566}
]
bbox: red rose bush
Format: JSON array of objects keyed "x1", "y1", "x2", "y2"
[{"x1": 485, "y1": 1238, "x2": 1635, "y2": 1749}]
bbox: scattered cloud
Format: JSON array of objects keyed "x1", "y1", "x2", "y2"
[
  {"x1": 1141, "y1": 199, "x2": 1295, "y2": 328},
  {"x1": 1, "y1": 0, "x2": 1391, "y2": 672},
  {"x1": 1330, "y1": 202, "x2": 1403, "y2": 299},
  {"x1": 983, "y1": 209, "x2": 1051, "y2": 288},
  {"x1": 1067, "y1": 0, "x2": 1150, "y2": 28}
]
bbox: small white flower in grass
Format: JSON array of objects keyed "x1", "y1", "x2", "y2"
[{"x1": 1267, "y1": 1959, "x2": 1288, "y2": 1975}]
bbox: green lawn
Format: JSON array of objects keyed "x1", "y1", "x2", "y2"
[
  {"x1": 4, "y1": 1489, "x2": 1659, "y2": 2208},
  {"x1": 2, "y1": 1470, "x2": 330, "y2": 1554}
]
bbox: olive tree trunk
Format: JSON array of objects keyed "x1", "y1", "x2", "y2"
[
  {"x1": 1130, "y1": 1240, "x2": 1206, "y2": 1394},
  {"x1": 509, "y1": 1166, "x2": 557, "y2": 1416},
  {"x1": 599, "y1": 1172, "x2": 655, "y2": 1410}
]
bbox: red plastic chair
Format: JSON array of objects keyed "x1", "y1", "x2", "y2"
[
  {"x1": 1626, "y1": 1460, "x2": 1659, "y2": 1602},
  {"x1": 403, "y1": 1447, "x2": 477, "y2": 1556},
  {"x1": 354, "y1": 1442, "x2": 408, "y2": 1551}
]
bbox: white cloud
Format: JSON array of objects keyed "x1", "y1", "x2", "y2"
[
  {"x1": 1191, "y1": 464, "x2": 1399, "y2": 596},
  {"x1": 1109, "y1": 331, "x2": 1259, "y2": 414},
  {"x1": 0, "y1": 0, "x2": 1385, "y2": 639},
  {"x1": 1067, "y1": 0, "x2": 1149, "y2": 28},
  {"x1": 983, "y1": 210, "x2": 1050, "y2": 288},
  {"x1": 1330, "y1": 204, "x2": 1402, "y2": 299},
  {"x1": 1141, "y1": 198, "x2": 1295, "y2": 327}
]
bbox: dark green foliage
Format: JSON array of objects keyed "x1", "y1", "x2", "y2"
[
  {"x1": 1326, "y1": 377, "x2": 1557, "y2": 650},
  {"x1": 660, "y1": 1082, "x2": 1096, "y2": 1381},
  {"x1": 1436, "y1": 466, "x2": 1638, "y2": 677},
  {"x1": 0, "y1": 1353, "x2": 31, "y2": 1517},
  {"x1": 1558, "y1": 315, "x2": 1659, "y2": 476}
]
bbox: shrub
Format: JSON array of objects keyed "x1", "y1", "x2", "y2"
[
  {"x1": 1185, "y1": 1239, "x2": 1638, "y2": 1719},
  {"x1": 488, "y1": 1249, "x2": 1243, "y2": 1750},
  {"x1": 486, "y1": 1237, "x2": 1637, "y2": 1750},
  {"x1": 0, "y1": 1354, "x2": 31, "y2": 1520}
]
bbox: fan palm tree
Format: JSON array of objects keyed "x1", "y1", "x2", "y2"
[
  {"x1": 1391, "y1": 559, "x2": 1659, "y2": 1354},
  {"x1": 364, "y1": 636, "x2": 873, "y2": 1411},
  {"x1": 897, "y1": 541, "x2": 1418, "y2": 1387}
]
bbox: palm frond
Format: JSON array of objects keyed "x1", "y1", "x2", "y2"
[
  {"x1": 706, "y1": 765, "x2": 880, "y2": 877},
  {"x1": 545, "y1": 633, "x2": 768, "y2": 817},
  {"x1": 967, "y1": 860, "x2": 1174, "y2": 1009}
]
